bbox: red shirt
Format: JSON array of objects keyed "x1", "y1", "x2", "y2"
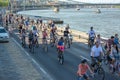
[{"x1": 78, "y1": 64, "x2": 88, "y2": 75}]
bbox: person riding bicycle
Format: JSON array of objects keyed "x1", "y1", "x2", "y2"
[
  {"x1": 77, "y1": 59, "x2": 93, "y2": 80},
  {"x1": 114, "y1": 34, "x2": 120, "y2": 48},
  {"x1": 57, "y1": 37, "x2": 64, "y2": 50},
  {"x1": 88, "y1": 27, "x2": 96, "y2": 46},
  {"x1": 105, "y1": 36, "x2": 114, "y2": 51},
  {"x1": 63, "y1": 27, "x2": 70, "y2": 47},
  {"x1": 28, "y1": 30, "x2": 34, "y2": 48},
  {"x1": 90, "y1": 41, "x2": 104, "y2": 72},
  {"x1": 20, "y1": 28, "x2": 26, "y2": 47},
  {"x1": 50, "y1": 27, "x2": 57, "y2": 47},
  {"x1": 34, "y1": 32, "x2": 39, "y2": 47},
  {"x1": 108, "y1": 43, "x2": 119, "y2": 73},
  {"x1": 57, "y1": 37, "x2": 64, "y2": 59},
  {"x1": 42, "y1": 29, "x2": 48, "y2": 44},
  {"x1": 64, "y1": 26, "x2": 70, "y2": 37}
]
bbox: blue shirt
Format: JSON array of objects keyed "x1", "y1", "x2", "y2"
[
  {"x1": 114, "y1": 37, "x2": 119, "y2": 44},
  {"x1": 58, "y1": 41, "x2": 64, "y2": 46}
]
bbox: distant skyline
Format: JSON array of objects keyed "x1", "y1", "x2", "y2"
[{"x1": 59, "y1": 0, "x2": 120, "y2": 3}]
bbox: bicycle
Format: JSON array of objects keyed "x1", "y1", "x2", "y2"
[
  {"x1": 34, "y1": 36, "x2": 39, "y2": 48},
  {"x1": 57, "y1": 46, "x2": 64, "y2": 65},
  {"x1": 42, "y1": 39, "x2": 48, "y2": 52},
  {"x1": 77, "y1": 74, "x2": 94, "y2": 80},
  {"x1": 88, "y1": 37, "x2": 95, "y2": 48},
  {"x1": 91, "y1": 58, "x2": 105, "y2": 80},
  {"x1": 29, "y1": 40, "x2": 35, "y2": 53},
  {"x1": 21, "y1": 36, "x2": 26, "y2": 48},
  {"x1": 64, "y1": 36, "x2": 71, "y2": 48}
]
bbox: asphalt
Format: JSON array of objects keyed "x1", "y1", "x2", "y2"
[
  {"x1": 9, "y1": 26, "x2": 120, "y2": 80},
  {"x1": 0, "y1": 38, "x2": 53, "y2": 80}
]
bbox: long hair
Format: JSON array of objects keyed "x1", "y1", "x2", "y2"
[{"x1": 113, "y1": 43, "x2": 119, "y2": 54}]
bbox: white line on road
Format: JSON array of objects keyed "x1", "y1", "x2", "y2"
[
  {"x1": 12, "y1": 38, "x2": 54, "y2": 80},
  {"x1": 79, "y1": 55, "x2": 90, "y2": 62}
]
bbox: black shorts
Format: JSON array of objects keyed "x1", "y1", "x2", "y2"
[
  {"x1": 29, "y1": 38, "x2": 33, "y2": 42},
  {"x1": 79, "y1": 74, "x2": 88, "y2": 80},
  {"x1": 91, "y1": 56, "x2": 102, "y2": 67},
  {"x1": 107, "y1": 56, "x2": 112, "y2": 62}
]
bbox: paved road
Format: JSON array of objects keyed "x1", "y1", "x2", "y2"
[
  {"x1": 0, "y1": 38, "x2": 52, "y2": 80},
  {"x1": 11, "y1": 28, "x2": 120, "y2": 80}
]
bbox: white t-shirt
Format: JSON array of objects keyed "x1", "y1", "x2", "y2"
[
  {"x1": 91, "y1": 45, "x2": 103, "y2": 57},
  {"x1": 89, "y1": 30, "x2": 95, "y2": 38}
]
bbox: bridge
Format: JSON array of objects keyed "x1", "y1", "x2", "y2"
[{"x1": 9, "y1": 0, "x2": 120, "y2": 12}]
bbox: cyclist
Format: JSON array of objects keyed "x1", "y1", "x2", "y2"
[
  {"x1": 105, "y1": 36, "x2": 114, "y2": 51},
  {"x1": 57, "y1": 37, "x2": 64, "y2": 59},
  {"x1": 114, "y1": 34, "x2": 120, "y2": 48},
  {"x1": 34, "y1": 34, "x2": 39, "y2": 48},
  {"x1": 28, "y1": 30, "x2": 34, "y2": 48},
  {"x1": 64, "y1": 26, "x2": 70, "y2": 37},
  {"x1": 95, "y1": 34, "x2": 101, "y2": 45},
  {"x1": 21, "y1": 28, "x2": 26, "y2": 47},
  {"x1": 57, "y1": 37, "x2": 64, "y2": 49},
  {"x1": 88, "y1": 27, "x2": 96, "y2": 46},
  {"x1": 90, "y1": 41, "x2": 104, "y2": 72},
  {"x1": 77, "y1": 59, "x2": 93, "y2": 80},
  {"x1": 109, "y1": 43, "x2": 119, "y2": 73},
  {"x1": 50, "y1": 27, "x2": 58, "y2": 46},
  {"x1": 63, "y1": 27, "x2": 70, "y2": 48},
  {"x1": 42, "y1": 29, "x2": 48, "y2": 45}
]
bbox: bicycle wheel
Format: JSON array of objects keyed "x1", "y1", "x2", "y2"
[
  {"x1": 31, "y1": 44, "x2": 34, "y2": 53},
  {"x1": 68, "y1": 39, "x2": 71, "y2": 48},
  {"x1": 59, "y1": 52, "x2": 64, "y2": 65},
  {"x1": 44, "y1": 44, "x2": 48, "y2": 52},
  {"x1": 97, "y1": 67, "x2": 105, "y2": 80}
]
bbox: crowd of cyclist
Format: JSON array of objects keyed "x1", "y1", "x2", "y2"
[
  {"x1": 77, "y1": 26, "x2": 120, "y2": 80},
  {"x1": 3, "y1": 14, "x2": 73, "y2": 60},
  {"x1": 3, "y1": 13, "x2": 120, "y2": 80}
]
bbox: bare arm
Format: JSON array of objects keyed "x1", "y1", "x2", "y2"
[
  {"x1": 87, "y1": 64, "x2": 93, "y2": 74},
  {"x1": 77, "y1": 65, "x2": 82, "y2": 76}
]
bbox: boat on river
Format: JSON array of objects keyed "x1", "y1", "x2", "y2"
[
  {"x1": 53, "y1": 7, "x2": 59, "y2": 12},
  {"x1": 96, "y1": 9, "x2": 101, "y2": 13},
  {"x1": 76, "y1": 5, "x2": 80, "y2": 11}
]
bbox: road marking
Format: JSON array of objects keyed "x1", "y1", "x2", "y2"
[
  {"x1": 12, "y1": 38, "x2": 54, "y2": 80},
  {"x1": 79, "y1": 55, "x2": 90, "y2": 62}
]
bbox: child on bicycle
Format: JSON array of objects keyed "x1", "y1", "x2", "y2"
[
  {"x1": 57, "y1": 37, "x2": 64, "y2": 51},
  {"x1": 77, "y1": 59, "x2": 93, "y2": 80}
]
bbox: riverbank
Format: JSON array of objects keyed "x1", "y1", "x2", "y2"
[{"x1": 17, "y1": 9, "x2": 120, "y2": 38}]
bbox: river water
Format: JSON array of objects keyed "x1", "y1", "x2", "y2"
[{"x1": 17, "y1": 8, "x2": 120, "y2": 38}]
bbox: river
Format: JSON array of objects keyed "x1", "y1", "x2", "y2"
[{"x1": 17, "y1": 8, "x2": 120, "y2": 38}]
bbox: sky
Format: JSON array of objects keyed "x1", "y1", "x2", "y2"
[{"x1": 59, "y1": 0, "x2": 120, "y2": 3}]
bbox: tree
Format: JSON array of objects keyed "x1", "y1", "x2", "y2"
[{"x1": 0, "y1": 0, "x2": 9, "y2": 7}]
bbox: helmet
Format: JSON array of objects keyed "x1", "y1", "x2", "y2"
[{"x1": 81, "y1": 59, "x2": 87, "y2": 63}]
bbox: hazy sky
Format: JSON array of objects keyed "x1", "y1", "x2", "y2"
[{"x1": 59, "y1": 0, "x2": 120, "y2": 3}]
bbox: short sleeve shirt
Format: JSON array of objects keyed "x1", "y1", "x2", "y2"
[
  {"x1": 89, "y1": 30, "x2": 95, "y2": 38},
  {"x1": 91, "y1": 45, "x2": 103, "y2": 57}
]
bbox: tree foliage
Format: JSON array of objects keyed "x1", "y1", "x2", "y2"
[{"x1": 0, "y1": 0, "x2": 9, "y2": 7}]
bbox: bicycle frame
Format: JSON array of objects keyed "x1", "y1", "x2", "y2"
[
  {"x1": 42, "y1": 39, "x2": 48, "y2": 52},
  {"x1": 58, "y1": 49, "x2": 64, "y2": 64}
]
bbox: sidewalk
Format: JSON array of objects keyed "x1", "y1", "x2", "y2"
[{"x1": 0, "y1": 38, "x2": 50, "y2": 80}]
